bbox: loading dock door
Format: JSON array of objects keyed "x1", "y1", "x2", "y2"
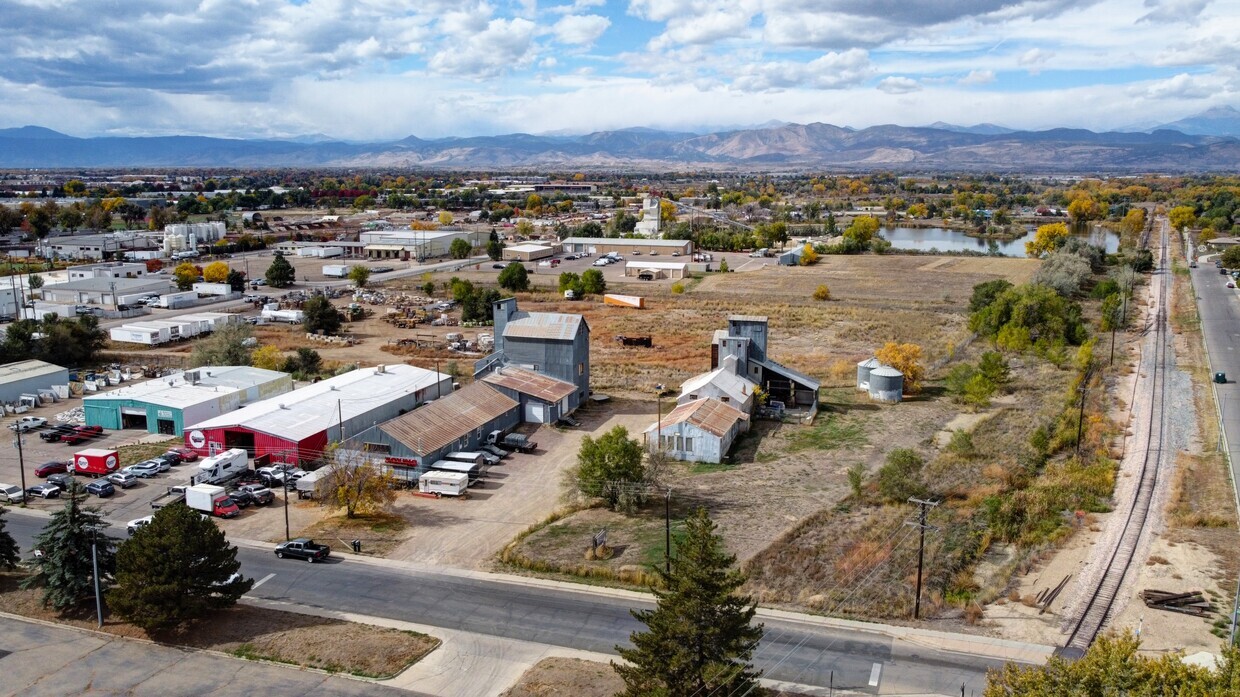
[
  {"x1": 524, "y1": 403, "x2": 547, "y2": 423},
  {"x1": 224, "y1": 430, "x2": 256, "y2": 456},
  {"x1": 157, "y1": 419, "x2": 176, "y2": 435},
  {"x1": 120, "y1": 408, "x2": 147, "y2": 430}
]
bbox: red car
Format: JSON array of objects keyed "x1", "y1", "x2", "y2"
[
  {"x1": 34, "y1": 461, "x2": 69, "y2": 478},
  {"x1": 170, "y1": 447, "x2": 199, "y2": 462},
  {"x1": 62, "y1": 425, "x2": 103, "y2": 445}
]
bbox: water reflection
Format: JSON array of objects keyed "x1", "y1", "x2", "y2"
[{"x1": 880, "y1": 225, "x2": 1120, "y2": 258}]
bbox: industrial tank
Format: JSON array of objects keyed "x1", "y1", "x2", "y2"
[{"x1": 868, "y1": 366, "x2": 904, "y2": 403}]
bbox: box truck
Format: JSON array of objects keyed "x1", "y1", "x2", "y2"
[
  {"x1": 185, "y1": 484, "x2": 240, "y2": 518},
  {"x1": 73, "y1": 448, "x2": 119, "y2": 477},
  {"x1": 193, "y1": 448, "x2": 249, "y2": 485},
  {"x1": 418, "y1": 471, "x2": 469, "y2": 497}
]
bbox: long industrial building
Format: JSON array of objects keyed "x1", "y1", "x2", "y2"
[
  {"x1": 183, "y1": 364, "x2": 451, "y2": 464},
  {"x1": 0, "y1": 360, "x2": 69, "y2": 406},
  {"x1": 83, "y1": 366, "x2": 292, "y2": 436}
]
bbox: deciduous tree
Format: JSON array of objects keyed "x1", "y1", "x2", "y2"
[
  {"x1": 1169, "y1": 205, "x2": 1197, "y2": 231},
  {"x1": 348, "y1": 265, "x2": 371, "y2": 288},
  {"x1": 202, "y1": 261, "x2": 230, "y2": 283},
  {"x1": 190, "y1": 323, "x2": 254, "y2": 367},
  {"x1": 1026, "y1": 222, "x2": 1070, "y2": 258},
  {"x1": 251, "y1": 344, "x2": 284, "y2": 371},
  {"x1": 173, "y1": 262, "x2": 199, "y2": 291},
  {"x1": 614, "y1": 508, "x2": 764, "y2": 697},
  {"x1": 875, "y1": 341, "x2": 925, "y2": 394},
  {"x1": 109, "y1": 504, "x2": 251, "y2": 631},
  {"x1": 498, "y1": 262, "x2": 529, "y2": 292},
  {"x1": 449, "y1": 237, "x2": 472, "y2": 259},
  {"x1": 302, "y1": 296, "x2": 341, "y2": 335},
  {"x1": 573, "y1": 426, "x2": 645, "y2": 511},
  {"x1": 580, "y1": 268, "x2": 606, "y2": 295},
  {"x1": 322, "y1": 452, "x2": 398, "y2": 519}
]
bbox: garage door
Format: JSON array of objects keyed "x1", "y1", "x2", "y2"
[{"x1": 524, "y1": 403, "x2": 547, "y2": 423}]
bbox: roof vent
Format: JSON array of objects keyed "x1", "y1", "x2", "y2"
[
  {"x1": 279, "y1": 403, "x2": 288, "y2": 410},
  {"x1": 330, "y1": 385, "x2": 340, "y2": 391},
  {"x1": 376, "y1": 364, "x2": 386, "y2": 374}
]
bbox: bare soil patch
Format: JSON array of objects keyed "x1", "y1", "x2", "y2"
[
  {"x1": 294, "y1": 510, "x2": 412, "y2": 558},
  {"x1": 0, "y1": 572, "x2": 439, "y2": 679},
  {"x1": 500, "y1": 657, "x2": 814, "y2": 697}
]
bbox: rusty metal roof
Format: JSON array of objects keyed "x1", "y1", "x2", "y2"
[
  {"x1": 503, "y1": 311, "x2": 584, "y2": 341},
  {"x1": 646, "y1": 398, "x2": 748, "y2": 438},
  {"x1": 378, "y1": 382, "x2": 518, "y2": 455},
  {"x1": 727, "y1": 314, "x2": 768, "y2": 323},
  {"x1": 482, "y1": 367, "x2": 575, "y2": 403}
]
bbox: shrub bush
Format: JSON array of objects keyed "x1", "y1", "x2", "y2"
[{"x1": 813, "y1": 284, "x2": 831, "y2": 301}]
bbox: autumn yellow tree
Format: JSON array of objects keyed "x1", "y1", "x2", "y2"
[
  {"x1": 660, "y1": 199, "x2": 678, "y2": 224},
  {"x1": 202, "y1": 261, "x2": 230, "y2": 283},
  {"x1": 322, "y1": 451, "x2": 398, "y2": 519},
  {"x1": 1169, "y1": 205, "x2": 1197, "y2": 231},
  {"x1": 813, "y1": 284, "x2": 830, "y2": 301},
  {"x1": 172, "y1": 262, "x2": 199, "y2": 291},
  {"x1": 1025, "y1": 222, "x2": 1070, "y2": 258},
  {"x1": 875, "y1": 342, "x2": 925, "y2": 394},
  {"x1": 438, "y1": 211, "x2": 454, "y2": 226},
  {"x1": 1120, "y1": 208, "x2": 1146, "y2": 237},
  {"x1": 799, "y1": 244, "x2": 819, "y2": 265},
  {"x1": 1066, "y1": 196, "x2": 1104, "y2": 222},
  {"x1": 251, "y1": 345, "x2": 284, "y2": 371}
]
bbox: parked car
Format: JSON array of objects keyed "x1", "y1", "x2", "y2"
[
  {"x1": 86, "y1": 480, "x2": 115, "y2": 497},
  {"x1": 9, "y1": 416, "x2": 47, "y2": 432},
  {"x1": 34, "y1": 461, "x2": 69, "y2": 478},
  {"x1": 122, "y1": 461, "x2": 161, "y2": 478},
  {"x1": 1229, "y1": 282, "x2": 1236, "y2": 289},
  {"x1": 151, "y1": 455, "x2": 174, "y2": 472},
  {"x1": 40, "y1": 425, "x2": 77, "y2": 442},
  {"x1": 170, "y1": 447, "x2": 199, "y2": 462},
  {"x1": 62, "y1": 425, "x2": 104, "y2": 445},
  {"x1": 127, "y1": 515, "x2": 153, "y2": 535},
  {"x1": 0, "y1": 483, "x2": 25, "y2": 503},
  {"x1": 274, "y1": 538, "x2": 330, "y2": 562},
  {"x1": 237, "y1": 483, "x2": 275, "y2": 505},
  {"x1": 229, "y1": 489, "x2": 256, "y2": 508},
  {"x1": 45, "y1": 473, "x2": 75, "y2": 491},
  {"x1": 492, "y1": 263, "x2": 506, "y2": 269},
  {"x1": 155, "y1": 452, "x2": 182, "y2": 468},
  {"x1": 107, "y1": 472, "x2": 138, "y2": 489},
  {"x1": 25, "y1": 484, "x2": 61, "y2": 499}
]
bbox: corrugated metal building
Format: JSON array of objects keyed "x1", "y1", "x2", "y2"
[
  {"x1": 0, "y1": 360, "x2": 69, "y2": 405},
  {"x1": 340, "y1": 381, "x2": 520, "y2": 471},
  {"x1": 560, "y1": 237, "x2": 693, "y2": 256},
  {"x1": 183, "y1": 364, "x2": 450, "y2": 464},
  {"x1": 83, "y1": 366, "x2": 291, "y2": 436},
  {"x1": 678, "y1": 367, "x2": 757, "y2": 414},
  {"x1": 644, "y1": 398, "x2": 749, "y2": 464},
  {"x1": 502, "y1": 243, "x2": 557, "y2": 261},
  {"x1": 711, "y1": 315, "x2": 820, "y2": 407},
  {"x1": 474, "y1": 298, "x2": 590, "y2": 414},
  {"x1": 481, "y1": 366, "x2": 577, "y2": 424}
]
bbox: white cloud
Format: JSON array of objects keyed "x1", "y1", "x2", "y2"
[
  {"x1": 1017, "y1": 47, "x2": 1053, "y2": 74},
  {"x1": 1138, "y1": 0, "x2": 1212, "y2": 24},
  {"x1": 1136, "y1": 72, "x2": 1215, "y2": 99},
  {"x1": 428, "y1": 18, "x2": 538, "y2": 78},
  {"x1": 877, "y1": 76, "x2": 922, "y2": 94},
  {"x1": 552, "y1": 14, "x2": 611, "y2": 45},
  {"x1": 959, "y1": 69, "x2": 997, "y2": 85},
  {"x1": 730, "y1": 49, "x2": 873, "y2": 91}
]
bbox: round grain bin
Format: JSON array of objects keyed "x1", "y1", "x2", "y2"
[
  {"x1": 856, "y1": 357, "x2": 880, "y2": 391},
  {"x1": 868, "y1": 366, "x2": 904, "y2": 403}
]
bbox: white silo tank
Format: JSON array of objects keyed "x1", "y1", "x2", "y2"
[{"x1": 857, "y1": 357, "x2": 880, "y2": 391}]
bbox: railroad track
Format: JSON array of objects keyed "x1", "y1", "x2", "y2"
[{"x1": 1061, "y1": 220, "x2": 1171, "y2": 657}]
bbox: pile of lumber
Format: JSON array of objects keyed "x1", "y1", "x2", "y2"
[{"x1": 1141, "y1": 589, "x2": 1212, "y2": 616}]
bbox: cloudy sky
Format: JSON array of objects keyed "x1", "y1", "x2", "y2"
[{"x1": 1, "y1": 0, "x2": 1236, "y2": 140}]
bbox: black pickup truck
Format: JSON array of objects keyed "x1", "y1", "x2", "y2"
[{"x1": 274, "y1": 538, "x2": 330, "y2": 563}]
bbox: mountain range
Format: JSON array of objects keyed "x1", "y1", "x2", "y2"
[{"x1": 1, "y1": 114, "x2": 1238, "y2": 172}]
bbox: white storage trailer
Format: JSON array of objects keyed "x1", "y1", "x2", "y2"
[
  {"x1": 418, "y1": 471, "x2": 468, "y2": 497},
  {"x1": 323, "y1": 264, "x2": 350, "y2": 278},
  {"x1": 157, "y1": 291, "x2": 198, "y2": 309},
  {"x1": 299, "y1": 247, "x2": 344, "y2": 258},
  {"x1": 110, "y1": 325, "x2": 167, "y2": 345},
  {"x1": 428, "y1": 459, "x2": 486, "y2": 486},
  {"x1": 261, "y1": 307, "x2": 305, "y2": 323},
  {"x1": 446, "y1": 450, "x2": 499, "y2": 467}
]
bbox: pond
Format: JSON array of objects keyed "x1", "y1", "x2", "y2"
[{"x1": 880, "y1": 225, "x2": 1120, "y2": 258}]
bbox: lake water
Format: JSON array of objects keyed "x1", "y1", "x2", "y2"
[{"x1": 880, "y1": 225, "x2": 1120, "y2": 258}]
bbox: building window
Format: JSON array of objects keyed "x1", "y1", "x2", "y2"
[
  {"x1": 362, "y1": 442, "x2": 391, "y2": 454},
  {"x1": 720, "y1": 396, "x2": 729, "y2": 403},
  {"x1": 578, "y1": 362, "x2": 584, "y2": 376},
  {"x1": 684, "y1": 437, "x2": 693, "y2": 452}
]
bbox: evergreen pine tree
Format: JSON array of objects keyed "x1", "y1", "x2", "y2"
[
  {"x1": 21, "y1": 482, "x2": 116, "y2": 611},
  {"x1": 614, "y1": 508, "x2": 765, "y2": 697},
  {"x1": 0, "y1": 506, "x2": 21, "y2": 569},
  {"x1": 109, "y1": 504, "x2": 252, "y2": 631},
  {"x1": 265, "y1": 252, "x2": 295, "y2": 288}
]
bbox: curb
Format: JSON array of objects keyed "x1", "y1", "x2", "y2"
[{"x1": 228, "y1": 535, "x2": 1055, "y2": 665}]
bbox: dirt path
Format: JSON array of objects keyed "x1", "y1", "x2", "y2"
[{"x1": 385, "y1": 400, "x2": 654, "y2": 569}]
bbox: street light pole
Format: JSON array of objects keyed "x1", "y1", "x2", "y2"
[{"x1": 15, "y1": 428, "x2": 27, "y2": 502}]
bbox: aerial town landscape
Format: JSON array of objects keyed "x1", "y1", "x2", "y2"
[{"x1": 2, "y1": 2, "x2": 1240, "y2": 697}]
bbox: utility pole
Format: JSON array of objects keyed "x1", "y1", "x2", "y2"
[
  {"x1": 664, "y1": 487, "x2": 672, "y2": 576},
  {"x1": 906, "y1": 497, "x2": 940, "y2": 620},
  {"x1": 1076, "y1": 365, "x2": 1094, "y2": 457},
  {"x1": 91, "y1": 528, "x2": 104, "y2": 628},
  {"x1": 15, "y1": 428, "x2": 27, "y2": 500}
]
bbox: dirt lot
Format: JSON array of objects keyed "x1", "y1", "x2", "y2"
[
  {"x1": 500, "y1": 657, "x2": 813, "y2": 697},
  {"x1": 0, "y1": 571, "x2": 439, "y2": 678}
]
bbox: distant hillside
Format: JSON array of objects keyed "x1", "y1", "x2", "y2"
[
  {"x1": 0, "y1": 121, "x2": 1236, "y2": 171},
  {"x1": 1155, "y1": 106, "x2": 1240, "y2": 138}
]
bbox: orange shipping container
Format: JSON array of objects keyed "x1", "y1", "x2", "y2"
[{"x1": 603, "y1": 294, "x2": 645, "y2": 309}]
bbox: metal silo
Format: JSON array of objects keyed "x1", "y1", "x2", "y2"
[
  {"x1": 868, "y1": 366, "x2": 904, "y2": 403},
  {"x1": 856, "y1": 357, "x2": 880, "y2": 391}
]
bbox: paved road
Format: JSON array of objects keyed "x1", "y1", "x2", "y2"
[
  {"x1": 1, "y1": 511, "x2": 1012, "y2": 696},
  {"x1": 1189, "y1": 247, "x2": 1240, "y2": 508},
  {"x1": 0, "y1": 614, "x2": 417, "y2": 697}
]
